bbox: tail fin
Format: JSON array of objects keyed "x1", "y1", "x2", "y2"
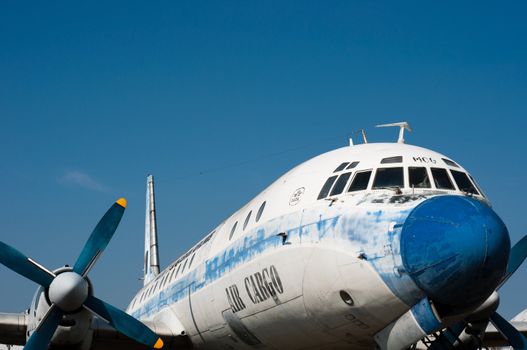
[{"x1": 144, "y1": 175, "x2": 160, "y2": 285}]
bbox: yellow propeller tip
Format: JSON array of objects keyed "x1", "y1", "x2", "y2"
[
  {"x1": 116, "y1": 198, "x2": 127, "y2": 208},
  {"x1": 154, "y1": 338, "x2": 164, "y2": 349}
]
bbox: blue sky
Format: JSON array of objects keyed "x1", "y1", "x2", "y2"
[{"x1": 1, "y1": 1, "x2": 526, "y2": 319}]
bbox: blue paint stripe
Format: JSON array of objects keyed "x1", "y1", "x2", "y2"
[{"x1": 132, "y1": 201, "x2": 421, "y2": 319}]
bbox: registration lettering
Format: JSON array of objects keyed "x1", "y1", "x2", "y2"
[{"x1": 412, "y1": 156, "x2": 437, "y2": 164}]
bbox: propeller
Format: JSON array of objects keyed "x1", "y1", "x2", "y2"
[
  {"x1": 485, "y1": 234, "x2": 527, "y2": 349},
  {"x1": 0, "y1": 198, "x2": 163, "y2": 350},
  {"x1": 429, "y1": 235, "x2": 527, "y2": 349}
]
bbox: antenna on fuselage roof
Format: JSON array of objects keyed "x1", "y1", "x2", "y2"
[
  {"x1": 348, "y1": 129, "x2": 368, "y2": 146},
  {"x1": 376, "y1": 121, "x2": 412, "y2": 143}
]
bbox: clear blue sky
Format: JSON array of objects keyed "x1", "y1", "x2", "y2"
[{"x1": 1, "y1": 1, "x2": 526, "y2": 319}]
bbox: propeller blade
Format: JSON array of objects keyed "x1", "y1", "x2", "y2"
[
  {"x1": 498, "y1": 235, "x2": 527, "y2": 289},
  {"x1": 24, "y1": 305, "x2": 63, "y2": 350},
  {"x1": 490, "y1": 312, "x2": 527, "y2": 350},
  {"x1": 73, "y1": 199, "x2": 127, "y2": 276},
  {"x1": 84, "y1": 295, "x2": 163, "y2": 349},
  {"x1": 0, "y1": 241, "x2": 54, "y2": 287}
]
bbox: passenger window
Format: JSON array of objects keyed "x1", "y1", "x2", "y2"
[
  {"x1": 345, "y1": 161, "x2": 360, "y2": 170},
  {"x1": 189, "y1": 253, "x2": 196, "y2": 268},
  {"x1": 409, "y1": 167, "x2": 431, "y2": 188},
  {"x1": 431, "y1": 168, "x2": 455, "y2": 190},
  {"x1": 175, "y1": 263, "x2": 182, "y2": 277},
  {"x1": 256, "y1": 201, "x2": 266, "y2": 222},
  {"x1": 243, "y1": 211, "x2": 252, "y2": 230},
  {"x1": 330, "y1": 172, "x2": 352, "y2": 196},
  {"x1": 334, "y1": 162, "x2": 349, "y2": 172},
  {"x1": 182, "y1": 259, "x2": 188, "y2": 272},
  {"x1": 442, "y1": 158, "x2": 459, "y2": 168},
  {"x1": 169, "y1": 268, "x2": 176, "y2": 282},
  {"x1": 381, "y1": 156, "x2": 403, "y2": 164},
  {"x1": 373, "y1": 167, "x2": 404, "y2": 189},
  {"x1": 348, "y1": 171, "x2": 372, "y2": 192},
  {"x1": 450, "y1": 170, "x2": 479, "y2": 194},
  {"x1": 229, "y1": 222, "x2": 238, "y2": 240},
  {"x1": 318, "y1": 175, "x2": 338, "y2": 199}
]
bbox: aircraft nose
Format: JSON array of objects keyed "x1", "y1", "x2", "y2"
[{"x1": 401, "y1": 195, "x2": 510, "y2": 312}]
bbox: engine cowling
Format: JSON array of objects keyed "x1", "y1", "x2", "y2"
[{"x1": 27, "y1": 267, "x2": 94, "y2": 349}]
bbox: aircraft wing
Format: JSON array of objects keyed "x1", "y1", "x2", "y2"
[
  {"x1": 483, "y1": 321, "x2": 527, "y2": 347},
  {"x1": 0, "y1": 312, "x2": 191, "y2": 350}
]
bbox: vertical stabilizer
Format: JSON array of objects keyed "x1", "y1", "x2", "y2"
[{"x1": 144, "y1": 175, "x2": 160, "y2": 285}]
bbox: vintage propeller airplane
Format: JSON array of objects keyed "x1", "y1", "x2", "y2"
[{"x1": 0, "y1": 122, "x2": 526, "y2": 350}]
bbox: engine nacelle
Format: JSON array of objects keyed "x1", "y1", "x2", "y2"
[
  {"x1": 374, "y1": 298, "x2": 442, "y2": 350},
  {"x1": 27, "y1": 267, "x2": 95, "y2": 350}
]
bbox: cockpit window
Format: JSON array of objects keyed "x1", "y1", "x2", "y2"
[
  {"x1": 469, "y1": 175, "x2": 485, "y2": 197},
  {"x1": 380, "y1": 156, "x2": 403, "y2": 164},
  {"x1": 334, "y1": 162, "x2": 349, "y2": 172},
  {"x1": 318, "y1": 175, "x2": 338, "y2": 199},
  {"x1": 345, "y1": 161, "x2": 360, "y2": 170},
  {"x1": 330, "y1": 172, "x2": 352, "y2": 196},
  {"x1": 442, "y1": 158, "x2": 459, "y2": 168},
  {"x1": 450, "y1": 170, "x2": 479, "y2": 195},
  {"x1": 409, "y1": 167, "x2": 431, "y2": 188},
  {"x1": 372, "y1": 167, "x2": 404, "y2": 189},
  {"x1": 348, "y1": 171, "x2": 372, "y2": 192},
  {"x1": 431, "y1": 168, "x2": 455, "y2": 190}
]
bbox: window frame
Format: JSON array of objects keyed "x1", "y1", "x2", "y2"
[
  {"x1": 347, "y1": 169, "x2": 373, "y2": 192},
  {"x1": 243, "y1": 211, "x2": 252, "y2": 230},
  {"x1": 333, "y1": 162, "x2": 350, "y2": 172},
  {"x1": 256, "y1": 201, "x2": 266, "y2": 222},
  {"x1": 229, "y1": 221, "x2": 238, "y2": 240},
  {"x1": 188, "y1": 253, "x2": 196, "y2": 268},
  {"x1": 372, "y1": 167, "x2": 405, "y2": 190},
  {"x1": 380, "y1": 156, "x2": 403, "y2": 164},
  {"x1": 449, "y1": 170, "x2": 480, "y2": 195},
  {"x1": 408, "y1": 166, "x2": 432, "y2": 189},
  {"x1": 318, "y1": 175, "x2": 339, "y2": 200},
  {"x1": 330, "y1": 172, "x2": 352, "y2": 196},
  {"x1": 430, "y1": 167, "x2": 456, "y2": 190}
]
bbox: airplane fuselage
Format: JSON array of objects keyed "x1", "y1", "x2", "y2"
[{"x1": 127, "y1": 143, "x2": 509, "y2": 349}]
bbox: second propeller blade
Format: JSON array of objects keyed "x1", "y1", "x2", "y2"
[
  {"x1": 84, "y1": 295, "x2": 163, "y2": 349},
  {"x1": 73, "y1": 199, "x2": 126, "y2": 276},
  {"x1": 0, "y1": 241, "x2": 54, "y2": 288}
]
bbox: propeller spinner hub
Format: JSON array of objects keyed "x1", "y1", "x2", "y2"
[{"x1": 48, "y1": 271, "x2": 89, "y2": 313}]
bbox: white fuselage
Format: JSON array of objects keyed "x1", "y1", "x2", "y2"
[{"x1": 127, "y1": 143, "x2": 487, "y2": 349}]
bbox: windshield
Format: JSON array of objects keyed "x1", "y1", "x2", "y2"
[
  {"x1": 431, "y1": 167, "x2": 455, "y2": 190},
  {"x1": 450, "y1": 170, "x2": 479, "y2": 195},
  {"x1": 372, "y1": 167, "x2": 404, "y2": 189},
  {"x1": 409, "y1": 167, "x2": 431, "y2": 188}
]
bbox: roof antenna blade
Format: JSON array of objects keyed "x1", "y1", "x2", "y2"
[
  {"x1": 361, "y1": 129, "x2": 368, "y2": 144},
  {"x1": 349, "y1": 129, "x2": 368, "y2": 146},
  {"x1": 376, "y1": 121, "x2": 412, "y2": 143}
]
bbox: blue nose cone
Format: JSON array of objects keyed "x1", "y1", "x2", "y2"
[{"x1": 401, "y1": 195, "x2": 509, "y2": 312}]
